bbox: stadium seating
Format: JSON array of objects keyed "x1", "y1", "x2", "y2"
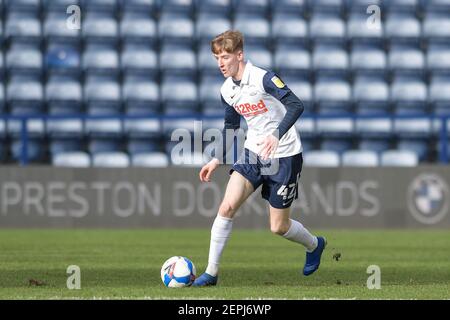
[
  {"x1": 342, "y1": 150, "x2": 379, "y2": 167},
  {"x1": 0, "y1": 1, "x2": 449, "y2": 166},
  {"x1": 303, "y1": 150, "x2": 340, "y2": 167}
]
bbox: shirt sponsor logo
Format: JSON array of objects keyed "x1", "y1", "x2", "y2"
[{"x1": 235, "y1": 99, "x2": 268, "y2": 117}]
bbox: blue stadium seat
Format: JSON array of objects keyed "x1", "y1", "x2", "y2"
[
  {"x1": 88, "y1": 138, "x2": 122, "y2": 154},
  {"x1": 353, "y1": 76, "x2": 390, "y2": 114},
  {"x1": 350, "y1": 44, "x2": 387, "y2": 76},
  {"x1": 46, "y1": 78, "x2": 83, "y2": 114},
  {"x1": 233, "y1": 0, "x2": 269, "y2": 15},
  {"x1": 394, "y1": 118, "x2": 432, "y2": 138},
  {"x1": 380, "y1": 150, "x2": 418, "y2": 166},
  {"x1": 127, "y1": 137, "x2": 162, "y2": 155},
  {"x1": 83, "y1": 45, "x2": 119, "y2": 76},
  {"x1": 158, "y1": 12, "x2": 194, "y2": 45},
  {"x1": 120, "y1": 0, "x2": 156, "y2": 11},
  {"x1": 284, "y1": 78, "x2": 313, "y2": 114},
  {"x1": 309, "y1": 12, "x2": 346, "y2": 44},
  {"x1": 82, "y1": 13, "x2": 118, "y2": 44},
  {"x1": 84, "y1": 78, "x2": 121, "y2": 114},
  {"x1": 131, "y1": 152, "x2": 170, "y2": 167},
  {"x1": 121, "y1": 44, "x2": 158, "y2": 78},
  {"x1": 196, "y1": 13, "x2": 231, "y2": 42},
  {"x1": 303, "y1": 150, "x2": 340, "y2": 167},
  {"x1": 427, "y1": 43, "x2": 450, "y2": 76},
  {"x1": 81, "y1": 0, "x2": 118, "y2": 13},
  {"x1": 355, "y1": 118, "x2": 392, "y2": 138},
  {"x1": 347, "y1": 11, "x2": 383, "y2": 44},
  {"x1": 199, "y1": 75, "x2": 223, "y2": 115},
  {"x1": 317, "y1": 118, "x2": 354, "y2": 154},
  {"x1": 270, "y1": 0, "x2": 306, "y2": 14},
  {"x1": 316, "y1": 116, "x2": 353, "y2": 132},
  {"x1": 245, "y1": 45, "x2": 272, "y2": 70},
  {"x1": 85, "y1": 116, "x2": 123, "y2": 139},
  {"x1": 342, "y1": 150, "x2": 379, "y2": 167},
  {"x1": 349, "y1": 0, "x2": 381, "y2": 8},
  {"x1": 5, "y1": 12, "x2": 41, "y2": 42},
  {"x1": 388, "y1": 44, "x2": 425, "y2": 76},
  {"x1": 196, "y1": 0, "x2": 232, "y2": 14},
  {"x1": 274, "y1": 44, "x2": 310, "y2": 76},
  {"x1": 234, "y1": 13, "x2": 270, "y2": 45},
  {"x1": 397, "y1": 139, "x2": 430, "y2": 161},
  {"x1": 312, "y1": 44, "x2": 348, "y2": 76},
  {"x1": 5, "y1": 0, "x2": 41, "y2": 10},
  {"x1": 45, "y1": 44, "x2": 80, "y2": 76},
  {"x1": 390, "y1": 76, "x2": 428, "y2": 114},
  {"x1": 44, "y1": 11, "x2": 80, "y2": 42},
  {"x1": 314, "y1": 77, "x2": 352, "y2": 114},
  {"x1": 120, "y1": 13, "x2": 157, "y2": 44},
  {"x1": 358, "y1": 139, "x2": 391, "y2": 154},
  {"x1": 429, "y1": 76, "x2": 450, "y2": 114},
  {"x1": 394, "y1": 118, "x2": 432, "y2": 160},
  {"x1": 356, "y1": 118, "x2": 392, "y2": 153},
  {"x1": 423, "y1": 11, "x2": 450, "y2": 41},
  {"x1": 160, "y1": 0, "x2": 194, "y2": 14},
  {"x1": 310, "y1": 0, "x2": 344, "y2": 11},
  {"x1": 92, "y1": 152, "x2": 130, "y2": 167},
  {"x1": 383, "y1": 0, "x2": 419, "y2": 11},
  {"x1": 198, "y1": 43, "x2": 221, "y2": 76},
  {"x1": 123, "y1": 78, "x2": 160, "y2": 114},
  {"x1": 160, "y1": 44, "x2": 197, "y2": 77},
  {"x1": 7, "y1": 118, "x2": 45, "y2": 139},
  {"x1": 0, "y1": 83, "x2": 4, "y2": 113},
  {"x1": 272, "y1": 13, "x2": 308, "y2": 46},
  {"x1": 295, "y1": 117, "x2": 315, "y2": 139},
  {"x1": 162, "y1": 119, "x2": 197, "y2": 138},
  {"x1": 161, "y1": 77, "x2": 199, "y2": 115},
  {"x1": 43, "y1": 0, "x2": 81, "y2": 10},
  {"x1": 6, "y1": 43, "x2": 42, "y2": 77},
  {"x1": 52, "y1": 151, "x2": 91, "y2": 167},
  {"x1": 385, "y1": 12, "x2": 421, "y2": 44},
  {"x1": 423, "y1": 0, "x2": 450, "y2": 10},
  {"x1": 124, "y1": 117, "x2": 160, "y2": 138},
  {"x1": 47, "y1": 117, "x2": 83, "y2": 139},
  {"x1": 7, "y1": 79, "x2": 44, "y2": 114},
  {"x1": 49, "y1": 138, "x2": 84, "y2": 156},
  {"x1": 10, "y1": 139, "x2": 46, "y2": 163},
  {"x1": 0, "y1": 120, "x2": 6, "y2": 161}
]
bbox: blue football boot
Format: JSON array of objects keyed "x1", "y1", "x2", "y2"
[
  {"x1": 303, "y1": 236, "x2": 327, "y2": 276},
  {"x1": 192, "y1": 273, "x2": 218, "y2": 287}
]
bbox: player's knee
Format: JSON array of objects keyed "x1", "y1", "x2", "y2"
[
  {"x1": 270, "y1": 221, "x2": 290, "y2": 236},
  {"x1": 218, "y1": 201, "x2": 236, "y2": 219}
]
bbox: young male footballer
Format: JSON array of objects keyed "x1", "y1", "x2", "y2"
[{"x1": 192, "y1": 30, "x2": 326, "y2": 287}]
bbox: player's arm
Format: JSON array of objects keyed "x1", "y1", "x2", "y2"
[
  {"x1": 199, "y1": 96, "x2": 240, "y2": 182},
  {"x1": 258, "y1": 72, "x2": 304, "y2": 159}
]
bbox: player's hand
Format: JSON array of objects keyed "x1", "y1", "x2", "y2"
[
  {"x1": 257, "y1": 134, "x2": 279, "y2": 160},
  {"x1": 199, "y1": 158, "x2": 220, "y2": 182}
]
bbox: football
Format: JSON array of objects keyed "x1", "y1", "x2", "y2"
[{"x1": 160, "y1": 256, "x2": 196, "y2": 288}]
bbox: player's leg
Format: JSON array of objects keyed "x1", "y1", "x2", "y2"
[
  {"x1": 269, "y1": 205, "x2": 326, "y2": 276},
  {"x1": 269, "y1": 206, "x2": 318, "y2": 252},
  {"x1": 193, "y1": 171, "x2": 255, "y2": 286}
]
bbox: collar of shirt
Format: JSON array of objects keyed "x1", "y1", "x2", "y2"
[{"x1": 239, "y1": 60, "x2": 252, "y2": 86}]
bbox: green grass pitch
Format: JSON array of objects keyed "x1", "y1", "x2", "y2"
[{"x1": 0, "y1": 229, "x2": 449, "y2": 299}]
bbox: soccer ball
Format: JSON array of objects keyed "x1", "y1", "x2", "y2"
[{"x1": 160, "y1": 256, "x2": 196, "y2": 288}]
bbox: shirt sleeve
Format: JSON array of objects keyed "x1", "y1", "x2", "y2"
[{"x1": 262, "y1": 71, "x2": 291, "y2": 101}]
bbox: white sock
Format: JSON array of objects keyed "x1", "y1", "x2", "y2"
[
  {"x1": 205, "y1": 215, "x2": 233, "y2": 277},
  {"x1": 282, "y1": 219, "x2": 318, "y2": 252}
]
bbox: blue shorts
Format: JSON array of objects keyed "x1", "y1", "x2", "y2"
[{"x1": 230, "y1": 149, "x2": 303, "y2": 209}]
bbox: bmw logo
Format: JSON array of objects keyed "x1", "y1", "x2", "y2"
[{"x1": 407, "y1": 174, "x2": 449, "y2": 225}]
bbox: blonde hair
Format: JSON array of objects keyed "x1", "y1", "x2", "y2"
[{"x1": 211, "y1": 30, "x2": 244, "y2": 54}]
